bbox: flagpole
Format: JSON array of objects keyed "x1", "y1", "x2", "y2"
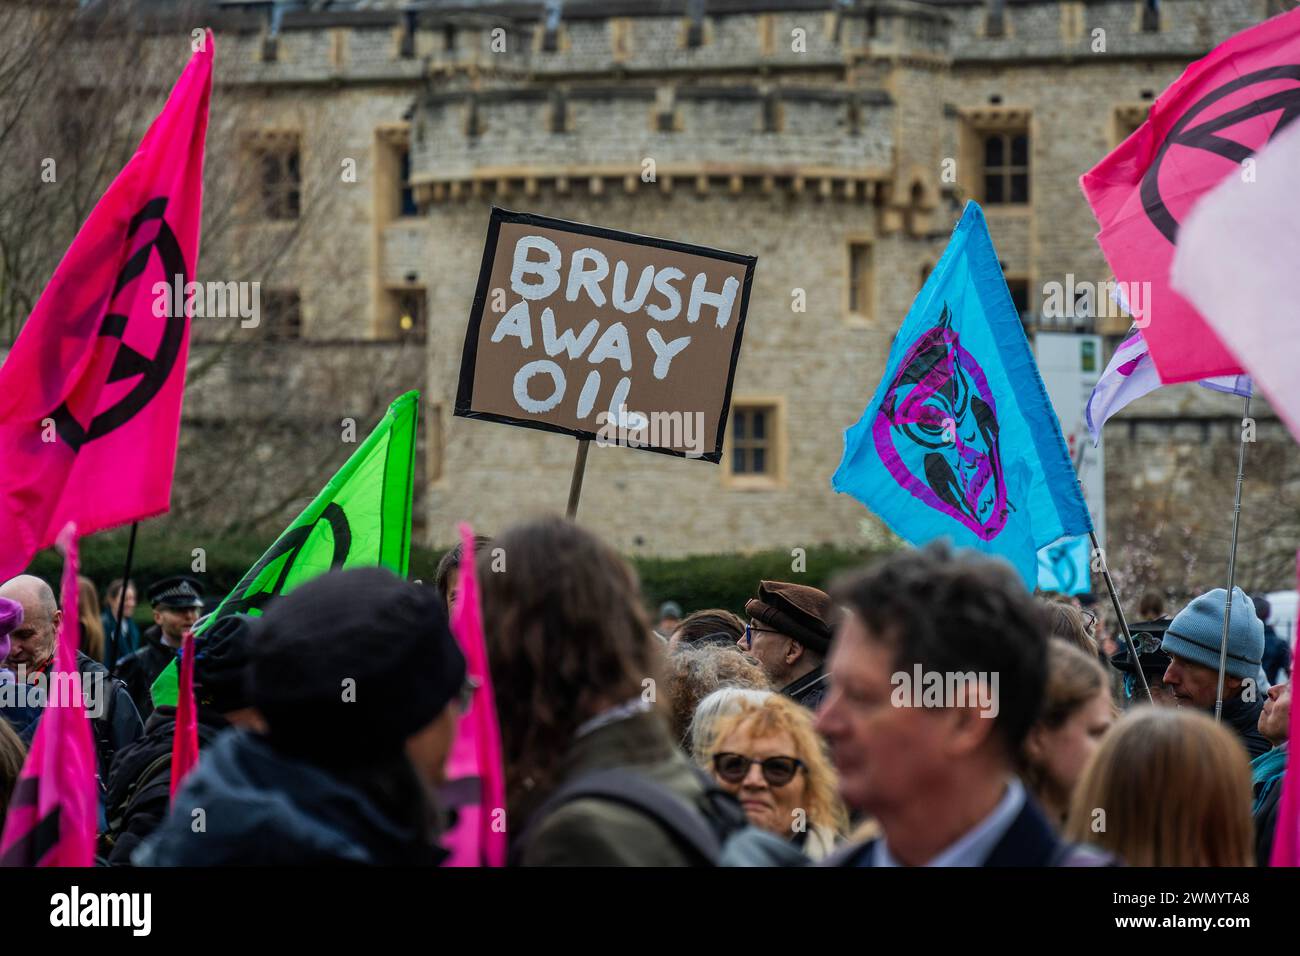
[
  {"x1": 108, "y1": 521, "x2": 138, "y2": 671},
  {"x1": 1075, "y1": 422, "x2": 1150, "y2": 701},
  {"x1": 1090, "y1": 529, "x2": 1153, "y2": 704},
  {"x1": 566, "y1": 440, "x2": 591, "y2": 520},
  {"x1": 1214, "y1": 391, "x2": 1251, "y2": 723}
]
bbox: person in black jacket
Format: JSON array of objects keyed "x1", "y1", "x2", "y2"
[
  {"x1": 815, "y1": 543, "x2": 1109, "y2": 867},
  {"x1": 0, "y1": 574, "x2": 143, "y2": 792},
  {"x1": 102, "y1": 613, "x2": 265, "y2": 865},
  {"x1": 742, "y1": 581, "x2": 833, "y2": 711},
  {"x1": 113, "y1": 576, "x2": 204, "y2": 721},
  {"x1": 1253, "y1": 594, "x2": 1293, "y2": 686},
  {"x1": 136, "y1": 567, "x2": 467, "y2": 866}
]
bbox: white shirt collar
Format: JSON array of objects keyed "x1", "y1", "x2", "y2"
[{"x1": 872, "y1": 777, "x2": 1025, "y2": 867}]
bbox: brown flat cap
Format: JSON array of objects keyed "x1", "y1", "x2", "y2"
[{"x1": 745, "y1": 580, "x2": 833, "y2": 654}]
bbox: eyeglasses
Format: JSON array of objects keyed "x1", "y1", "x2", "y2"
[
  {"x1": 1080, "y1": 609, "x2": 1097, "y2": 634},
  {"x1": 711, "y1": 752, "x2": 804, "y2": 787},
  {"x1": 742, "y1": 623, "x2": 781, "y2": 650},
  {"x1": 457, "y1": 676, "x2": 481, "y2": 713}
]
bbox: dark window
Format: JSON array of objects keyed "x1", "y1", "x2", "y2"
[
  {"x1": 731, "y1": 406, "x2": 775, "y2": 476},
  {"x1": 656, "y1": 109, "x2": 676, "y2": 133},
  {"x1": 443, "y1": 24, "x2": 457, "y2": 52},
  {"x1": 848, "y1": 242, "x2": 873, "y2": 317},
  {"x1": 254, "y1": 143, "x2": 301, "y2": 220},
  {"x1": 394, "y1": 289, "x2": 427, "y2": 343},
  {"x1": 1141, "y1": 0, "x2": 1160, "y2": 33},
  {"x1": 262, "y1": 290, "x2": 302, "y2": 340},
  {"x1": 981, "y1": 131, "x2": 1029, "y2": 205},
  {"x1": 985, "y1": 1, "x2": 1006, "y2": 38},
  {"x1": 1006, "y1": 278, "x2": 1030, "y2": 324},
  {"x1": 398, "y1": 146, "x2": 417, "y2": 216},
  {"x1": 400, "y1": 12, "x2": 417, "y2": 58},
  {"x1": 549, "y1": 92, "x2": 568, "y2": 134},
  {"x1": 762, "y1": 94, "x2": 780, "y2": 134}
]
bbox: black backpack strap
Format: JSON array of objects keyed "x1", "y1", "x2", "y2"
[
  {"x1": 512, "y1": 768, "x2": 724, "y2": 866},
  {"x1": 105, "y1": 751, "x2": 172, "y2": 843}
]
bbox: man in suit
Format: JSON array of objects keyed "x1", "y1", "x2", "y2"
[{"x1": 816, "y1": 543, "x2": 1108, "y2": 866}]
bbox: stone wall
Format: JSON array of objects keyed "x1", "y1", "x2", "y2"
[{"x1": 73, "y1": 0, "x2": 1297, "y2": 588}]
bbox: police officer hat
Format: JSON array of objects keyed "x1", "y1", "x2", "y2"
[{"x1": 147, "y1": 575, "x2": 205, "y2": 610}]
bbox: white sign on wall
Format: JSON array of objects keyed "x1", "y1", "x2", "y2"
[{"x1": 1035, "y1": 332, "x2": 1105, "y2": 551}]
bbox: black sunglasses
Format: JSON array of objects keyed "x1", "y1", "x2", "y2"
[{"x1": 712, "y1": 752, "x2": 804, "y2": 787}]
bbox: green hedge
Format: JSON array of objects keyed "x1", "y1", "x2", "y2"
[
  {"x1": 29, "y1": 529, "x2": 886, "y2": 626},
  {"x1": 631, "y1": 545, "x2": 888, "y2": 618}
]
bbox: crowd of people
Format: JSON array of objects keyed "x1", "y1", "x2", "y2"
[{"x1": 0, "y1": 516, "x2": 1292, "y2": 867}]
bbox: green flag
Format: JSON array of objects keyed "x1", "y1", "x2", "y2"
[{"x1": 150, "y1": 390, "x2": 419, "y2": 707}]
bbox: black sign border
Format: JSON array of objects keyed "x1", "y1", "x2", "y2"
[{"x1": 454, "y1": 206, "x2": 757, "y2": 465}]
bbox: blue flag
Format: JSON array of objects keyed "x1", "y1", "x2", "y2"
[
  {"x1": 832, "y1": 202, "x2": 1092, "y2": 588},
  {"x1": 1037, "y1": 535, "x2": 1092, "y2": 596}
]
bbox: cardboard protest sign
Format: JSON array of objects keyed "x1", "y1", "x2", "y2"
[{"x1": 455, "y1": 208, "x2": 756, "y2": 462}]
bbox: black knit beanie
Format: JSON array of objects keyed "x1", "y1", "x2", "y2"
[
  {"x1": 247, "y1": 566, "x2": 466, "y2": 766},
  {"x1": 193, "y1": 613, "x2": 255, "y2": 713}
]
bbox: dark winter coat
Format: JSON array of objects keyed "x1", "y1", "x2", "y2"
[
  {"x1": 3, "y1": 652, "x2": 143, "y2": 790},
  {"x1": 135, "y1": 730, "x2": 445, "y2": 866},
  {"x1": 1220, "y1": 693, "x2": 1271, "y2": 761},
  {"x1": 113, "y1": 626, "x2": 176, "y2": 721},
  {"x1": 821, "y1": 795, "x2": 1114, "y2": 867},
  {"x1": 1251, "y1": 743, "x2": 1287, "y2": 868},
  {"x1": 1262, "y1": 625, "x2": 1292, "y2": 685},
  {"x1": 514, "y1": 709, "x2": 723, "y2": 867},
  {"x1": 781, "y1": 666, "x2": 829, "y2": 711},
  {"x1": 100, "y1": 611, "x2": 142, "y2": 671},
  {"x1": 102, "y1": 705, "x2": 227, "y2": 865}
]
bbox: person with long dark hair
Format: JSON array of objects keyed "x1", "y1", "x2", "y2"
[{"x1": 480, "y1": 516, "x2": 744, "y2": 866}]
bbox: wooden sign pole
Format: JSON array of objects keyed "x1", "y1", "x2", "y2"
[{"x1": 566, "y1": 439, "x2": 591, "y2": 519}]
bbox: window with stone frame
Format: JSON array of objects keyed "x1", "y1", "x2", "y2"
[
  {"x1": 261, "y1": 289, "x2": 303, "y2": 341},
  {"x1": 389, "y1": 287, "x2": 427, "y2": 343},
  {"x1": 847, "y1": 240, "x2": 874, "y2": 320},
  {"x1": 729, "y1": 403, "x2": 779, "y2": 478},
  {"x1": 1005, "y1": 276, "x2": 1031, "y2": 327},
  {"x1": 1139, "y1": 0, "x2": 1161, "y2": 33},
  {"x1": 1113, "y1": 104, "x2": 1147, "y2": 147},
  {"x1": 980, "y1": 128, "x2": 1030, "y2": 205},
  {"x1": 397, "y1": 144, "x2": 418, "y2": 216},
  {"x1": 251, "y1": 137, "x2": 301, "y2": 220}
]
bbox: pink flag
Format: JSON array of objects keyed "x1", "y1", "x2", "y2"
[
  {"x1": 170, "y1": 631, "x2": 199, "y2": 801},
  {"x1": 1080, "y1": 9, "x2": 1300, "y2": 384},
  {"x1": 0, "y1": 524, "x2": 97, "y2": 867},
  {"x1": 441, "y1": 523, "x2": 507, "y2": 867},
  {"x1": 0, "y1": 35, "x2": 213, "y2": 580},
  {"x1": 1170, "y1": 116, "x2": 1300, "y2": 446}
]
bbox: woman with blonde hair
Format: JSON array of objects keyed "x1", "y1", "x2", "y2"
[
  {"x1": 1041, "y1": 600, "x2": 1097, "y2": 657},
  {"x1": 77, "y1": 576, "x2": 105, "y2": 663},
  {"x1": 700, "y1": 693, "x2": 848, "y2": 860},
  {"x1": 1020, "y1": 639, "x2": 1114, "y2": 826},
  {"x1": 1064, "y1": 707, "x2": 1254, "y2": 866}
]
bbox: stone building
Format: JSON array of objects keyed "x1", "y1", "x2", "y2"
[{"x1": 86, "y1": 0, "x2": 1300, "y2": 590}]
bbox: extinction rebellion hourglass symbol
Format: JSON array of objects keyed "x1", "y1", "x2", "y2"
[{"x1": 46, "y1": 197, "x2": 189, "y2": 452}]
